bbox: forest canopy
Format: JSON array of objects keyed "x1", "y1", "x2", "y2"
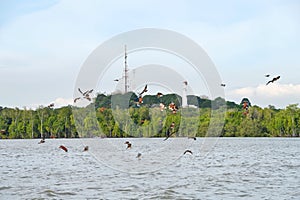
[{"x1": 0, "y1": 93, "x2": 299, "y2": 139}]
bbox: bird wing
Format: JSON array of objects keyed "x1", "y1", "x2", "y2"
[
  {"x1": 83, "y1": 89, "x2": 93, "y2": 96},
  {"x1": 139, "y1": 84, "x2": 148, "y2": 95},
  {"x1": 183, "y1": 150, "x2": 193, "y2": 155},
  {"x1": 85, "y1": 96, "x2": 91, "y2": 101},
  {"x1": 74, "y1": 97, "x2": 81, "y2": 103},
  {"x1": 164, "y1": 130, "x2": 175, "y2": 140},
  {"x1": 78, "y1": 88, "x2": 83, "y2": 94},
  {"x1": 48, "y1": 103, "x2": 54, "y2": 108}
]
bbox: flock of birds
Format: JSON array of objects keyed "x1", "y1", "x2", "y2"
[
  {"x1": 39, "y1": 74, "x2": 281, "y2": 158},
  {"x1": 123, "y1": 136, "x2": 195, "y2": 159},
  {"x1": 38, "y1": 136, "x2": 194, "y2": 158},
  {"x1": 122, "y1": 83, "x2": 197, "y2": 158},
  {"x1": 38, "y1": 85, "x2": 195, "y2": 158},
  {"x1": 135, "y1": 84, "x2": 179, "y2": 114},
  {"x1": 38, "y1": 135, "x2": 89, "y2": 153},
  {"x1": 220, "y1": 74, "x2": 280, "y2": 87}
]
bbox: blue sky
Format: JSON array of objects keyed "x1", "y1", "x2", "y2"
[{"x1": 0, "y1": 0, "x2": 299, "y2": 109}]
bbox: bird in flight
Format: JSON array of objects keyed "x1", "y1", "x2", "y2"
[
  {"x1": 38, "y1": 139, "x2": 45, "y2": 144},
  {"x1": 265, "y1": 74, "x2": 270, "y2": 77},
  {"x1": 135, "y1": 85, "x2": 148, "y2": 106},
  {"x1": 220, "y1": 84, "x2": 226, "y2": 87},
  {"x1": 73, "y1": 97, "x2": 81, "y2": 103},
  {"x1": 157, "y1": 92, "x2": 163, "y2": 97},
  {"x1": 83, "y1": 146, "x2": 89, "y2": 152},
  {"x1": 266, "y1": 76, "x2": 280, "y2": 85},
  {"x1": 124, "y1": 141, "x2": 132, "y2": 149},
  {"x1": 59, "y1": 145, "x2": 68, "y2": 152},
  {"x1": 136, "y1": 153, "x2": 142, "y2": 159},
  {"x1": 139, "y1": 84, "x2": 148, "y2": 96},
  {"x1": 74, "y1": 88, "x2": 93, "y2": 103},
  {"x1": 78, "y1": 88, "x2": 93, "y2": 96},
  {"x1": 47, "y1": 103, "x2": 54, "y2": 108},
  {"x1": 188, "y1": 137, "x2": 196, "y2": 140},
  {"x1": 38, "y1": 134, "x2": 46, "y2": 144},
  {"x1": 183, "y1": 150, "x2": 193, "y2": 155}
]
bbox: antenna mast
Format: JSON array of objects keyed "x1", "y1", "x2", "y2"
[{"x1": 124, "y1": 45, "x2": 129, "y2": 93}]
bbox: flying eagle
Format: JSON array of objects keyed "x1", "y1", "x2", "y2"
[{"x1": 266, "y1": 76, "x2": 280, "y2": 85}]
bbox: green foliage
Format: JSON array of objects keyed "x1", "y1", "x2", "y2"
[{"x1": 0, "y1": 94, "x2": 299, "y2": 139}]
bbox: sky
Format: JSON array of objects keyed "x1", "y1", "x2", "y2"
[{"x1": 0, "y1": 0, "x2": 299, "y2": 109}]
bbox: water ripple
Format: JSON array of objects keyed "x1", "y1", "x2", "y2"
[{"x1": 0, "y1": 138, "x2": 299, "y2": 199}]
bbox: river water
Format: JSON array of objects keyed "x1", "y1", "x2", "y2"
[{"x1": 0, "y1": 138, "x2": 299, "y2": 199}]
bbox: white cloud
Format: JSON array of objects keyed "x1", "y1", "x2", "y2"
[
  {"x1": 52, "y1": 97, "x2": 73, "y2": 108},
  {"x1": 27, "y1": 97, "x2": 73, "y2": 110},
  {"x1": 0, "y1": 0, "x2": 299, "y2": 108},
  {"x1": 227, "y1": 83, "x2": 300, "y2": 108}
]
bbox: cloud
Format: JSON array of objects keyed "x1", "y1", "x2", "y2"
[
  {"x1": 26, "y1": 97, "x2": 73, "y2": 110},
  {"x1": 228, "y1": 83, "x2": 300, "y2": 108},
  {"x1": 0, "y1": 0, "x2": 299, "y2": 108},
  {"x1": 52, "y1": 97, "x2": 73, "y2": 108}
]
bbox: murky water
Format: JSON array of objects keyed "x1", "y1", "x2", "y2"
[{"x1": 0, "y1": 138, "x2": 299, "y2": 199}]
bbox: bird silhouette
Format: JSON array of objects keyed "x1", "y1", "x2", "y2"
[
  {"x1": 74, "y1": 97, "x2": 81, "y2": 103},
  {"x1": 47, "y1": 103, "x2": 54, "y2": 108},
  {"x1": 59, "y1": 145, "x2": 68, "y2": 152},
  {"x1": 157, "y1": 92, "x2": 163, "y2": 97},
  {"x1": 266, "y1": 76, "x2": 280, "y2": 85},
  {"x1": 183, "y1": 150, "x2": 193, "y2": 155},
  {"x1": 139, "y1": 85, "x2": 148, "y2": 96},
  {"x1": 38, "y1": 134, "x2": 46, "y2": 144},
  {"x1": 83, "y1": 146, "x2": 89, "y2": 152},
  {"x1": 124, "y1": 141, "x2": 132, "y2": 149},
  {"x1": 136, "y1": 153, "x2": 142, "y2": 159},
  {"x1": 188, "y1": 137, "x2": 196, "y2": 140},
  {"x1": 38, "y1": 139, "x2": 45, "y2": 144},
  {"x1": 220, "y1": 84, "x2": 226, "y2": 87},
  {"x1": 265, "y1": 74, "x2": 270, "y2": 77}
]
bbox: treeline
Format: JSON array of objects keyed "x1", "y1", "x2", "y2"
[
  {"x1": 0, "y1": 93, "x2": 299, "y2": 139},
  {"x1": 0, "y1": 105, "x2": 77, "y2": 139}
]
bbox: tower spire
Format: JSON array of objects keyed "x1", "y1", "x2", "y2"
[{"x1": 124, "y1": 45, "x2": 129, "y2": 93}]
